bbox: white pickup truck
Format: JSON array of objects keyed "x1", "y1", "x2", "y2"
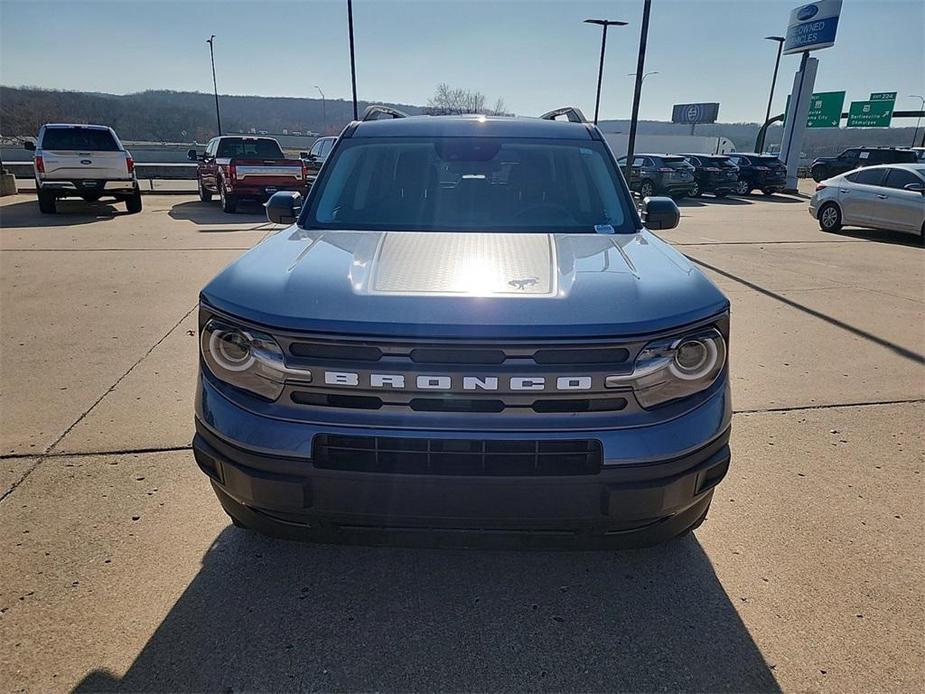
[{"x1": 25, "y1": 123, "x2": 142, "y2": 214}]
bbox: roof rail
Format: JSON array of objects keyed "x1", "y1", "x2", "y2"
[
  {"x1": 539, "y1": 107, "x2": 587, "y2": 123},
  {"x1": 361, "y1": 105, "x2": 409, "y2": 121}
]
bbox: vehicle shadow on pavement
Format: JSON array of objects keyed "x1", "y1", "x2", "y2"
[
  {"x1": 0, "y1": 200, "x2": 127, "y2": 227},
  {"x1": 676, "y1": 197, "x2": 751, "y2": 208},
  {"x1": 168, "y1": 200, "x2": 267, "y2": 226},
  {"x1": 822, "y1": 226, "x2": 924, "y2": 248},
  {"x1": 74, "y1": 528, "x2": 780, "y2": 693}
]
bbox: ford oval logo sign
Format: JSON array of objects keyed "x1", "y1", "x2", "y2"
[
  {"x1": 797, "y1": 4, "x2": 819, "y2": 20},
  {"x1": 80, "y1": 159, "x2": 92, "y2": 165}
]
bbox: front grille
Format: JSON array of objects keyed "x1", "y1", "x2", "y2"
[
  {"x1": 313, "y1": 435, "x2": 602, "y2": 476},
  {"x1": 278, "y1": 333, "x2": 646, "y2": 421}
]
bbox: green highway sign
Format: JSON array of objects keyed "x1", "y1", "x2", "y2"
[
  {"x1": 847, "y1": 99, "x2": 895, "y2": 127},
  {"x1": 783, "y1": 91, "x2": 845, "y2": 128}
]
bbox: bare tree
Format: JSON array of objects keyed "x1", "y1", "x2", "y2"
[{"x1": 425, "y1": 83, "x2": 509, "y2": 116}]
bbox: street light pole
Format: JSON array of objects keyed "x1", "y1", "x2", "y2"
[
  {"x1": 314, "y1": 85, "x2": 327, "y2": 133},
  {"x1": 909, "y1": 95, "x2": 925, "y2": 147},
  {"x1": 584, "y1": 19, "x2": 628, "y2": 126},
  {"x1": 347, "y1": 0, "x2": 358, "y2": 120},
  {"x1": 206, "y1": 35, "x2": 222, "y2": 135},
  {"x1": 624, "y1": 0, "x2": 652, "y2": 180},
  {"x1": 758, "y1": 36, "x2": 785, "y2": 153}
]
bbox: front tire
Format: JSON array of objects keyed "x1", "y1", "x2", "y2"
[
  {"x1": 125, "y1": 191, "x2": 143, "y2": 214},
  {"x1": 640, "y1": 180, "x2": 656, "y2": 198},
  {"x1": 198, "y1": 180, "x2": 213, "y2": 202},
  {"x1": 733, "y1": 179, "x2": 751, "y2": 196},
  {"x1": 818, "y1": 202, "x2": 842, "y2": 232},
  {"x1": 220, "y1": 183, "x2": 237, "y2": 213},
  {"x1": 689, "y1": 181, "x2": 701, "y2": 197},
  {"x1": 37, "y1": 190, "x2": 57, "y2": 214}
]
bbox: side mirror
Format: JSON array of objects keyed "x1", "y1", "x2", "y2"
[
  {"x1": 903, "y1": 182, "x2": 925, "y2": 194},
  {"x1": 187, "y1": 149, "x2": 200, "y2": 162},
  {"x1": 299, "y1": 151, "x2": 309, "y2": 159},
  {"x1": 266, "y1": 191, "x2": 302, "y2": 225},
  {"x1": 641, "y1": 196, "x2": 680, "y2": 231},
  {"x1": 24, "y1": 141, "x2": 35, "y2": 152}
]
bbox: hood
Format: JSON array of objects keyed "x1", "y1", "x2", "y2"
[{"x1": 201, "y1": 227, "x2": 728, "y2": 338}]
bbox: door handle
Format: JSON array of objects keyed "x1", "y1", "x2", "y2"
[
  {"x1": 876, "y1": 194, "x2": 888, "y2": 199},
  {"x1": 839, "y1": 189, "x2": 849, "y2": 194}
]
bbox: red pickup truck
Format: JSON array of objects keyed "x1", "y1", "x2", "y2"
[{"x1": 188, "y1": 136, "x2": 308, "y2": 213}]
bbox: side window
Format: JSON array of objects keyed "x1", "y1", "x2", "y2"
[
  {"x1": 633, "y1": 157, "x2": 645, "y2": 167},
  {"x1": 309, "y1": 140, "x2": 323, "y2": 157},
  {"x1": 852, "y1": 168, "x2": 886, "y2": 186},
  {"x1": 858, "y1": 150, "x2": 871, "y2": 164},
  {"x1": 206, "y1": 139, "x2": 217, "y2": 157},
  {"x1": 843, "y1": 149, "x2": 860, "y2": 160},
  {"x1": 737, "y1": 157, "x2": 751, "y2": 166},
  {"x1": 644, "y1": 157, "x2": 656, "y2": 167},
  {"x1": 321, "y1": 139, "x2": 334, "y2": 158},
  {"x1": 688, "y1": 157, "x2": 701, "y2": 166},
  {"x1": 882, "y1": 168, "x2": 921, "y2": 190}
]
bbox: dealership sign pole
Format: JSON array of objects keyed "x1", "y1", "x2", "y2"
[{"x1": 778, "y1": 0, "x2": 842, "y2": 192}]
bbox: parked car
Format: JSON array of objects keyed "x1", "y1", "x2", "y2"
[
  {"x1": 616, "y1": 153, "x2": 696, "y2": 198},
  {"x1": 680, "y1": 153, "x2": 739, "y2": 198},
  {"x1": 24, "y1": 123, "x2": 141, "y2": 214},
  {"x1": 725, "y1": 153, "x2": 787, "y2": 196},
  {"x1": 193, "y1": 106, "x2": 732, "y2": 548},
  {"x1": 911, "y1": 147, "x2": 925, "y2": 162},
  {"x1": 188, "y1": 136, "x2": 308, "y2": 213},
  {"x1": 302, "y1": 135, "x2": 337, "y2": 186},
  {"x1": 810, "y1": 147, "x2": 918, "y2": 182},
  {"x1": 809, "y1": 164, "x2": 925, "y2": 240}
]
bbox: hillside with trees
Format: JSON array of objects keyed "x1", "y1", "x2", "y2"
[{"x1": 0, "y1": 87, "x2": 422, "y2": 142}]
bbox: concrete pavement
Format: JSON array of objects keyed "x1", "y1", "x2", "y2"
[{"x1": 1, "y1": 186, "x2": 923, "y2": 692}]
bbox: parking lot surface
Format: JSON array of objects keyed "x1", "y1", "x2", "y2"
[{"x1": 1, "y1": 188, "x2": 923, "y2": 692}]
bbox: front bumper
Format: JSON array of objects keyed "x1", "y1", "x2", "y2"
[{"x1": 194, "y1": 374, "x2": 732, "y2": 545}]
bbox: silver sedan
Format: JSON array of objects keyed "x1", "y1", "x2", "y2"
[{"x1": 809, "y1": 164, "x2": 925, "y2": 240}]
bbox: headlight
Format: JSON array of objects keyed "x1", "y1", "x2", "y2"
[
  {"x1": 606, "y1": 326, "x2": 726, "y2": 408},
  {"x1": 201, "y1": 318, "x2": 309, "y2": 401}
]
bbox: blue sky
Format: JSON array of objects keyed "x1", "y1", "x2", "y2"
[{"x1": 1, "y1": 0, "x2": 923, "y2": 123}]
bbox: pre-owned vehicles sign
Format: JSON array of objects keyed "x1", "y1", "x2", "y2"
[{"x1": 783, "y1": 0, "x2": 843, "y2": 54}]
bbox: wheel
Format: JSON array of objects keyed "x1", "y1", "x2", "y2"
[
  {"x1": 818, "y1": 202, "x2": 842, "y2": 232},
  {"x1": 689, "y1": 181, "x2": 701, "y2": 197},
  {"x1": 639, "y1": 180, "x2": 656, "y2": 198},
  {"x1": 733, "y1": 179, "x2": 751, "y2": 196},
  {"x1": 125, "y1": 192, "x2": 143, "y2": 213},
  {"x1": 220, "y1": 183, "x2": 237, "y2": 213},
  {"x1": 198, "y1": 180, "x2": 213, "y2": 202},
  {"x1": 37, "y1": 190, "x2": 57, "y2": 214},
  {"x1": 80, "y1": 193, "x2": 102, "y2": 202},
  {"x1": 811, "y1": 165, "x2": 828, "y2": 182}
]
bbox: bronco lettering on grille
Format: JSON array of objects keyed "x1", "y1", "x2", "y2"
[{"x1": 322, "y1": 371, "x2": 594, "y2": 391}]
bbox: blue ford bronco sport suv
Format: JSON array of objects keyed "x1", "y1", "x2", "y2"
[{"x1": 193, "y1": 106, "x2": 732, "y2": 547}]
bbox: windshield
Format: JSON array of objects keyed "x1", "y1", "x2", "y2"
[
  {"x1": 303, "y1": 136, "x2": 635, "y2": 233},
  {"x1": 41, "y1": 128, "x2": 119, "y2": 151},
  {"x1": 217, "y1": 138, "x2": 284, "y2": 159}
]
